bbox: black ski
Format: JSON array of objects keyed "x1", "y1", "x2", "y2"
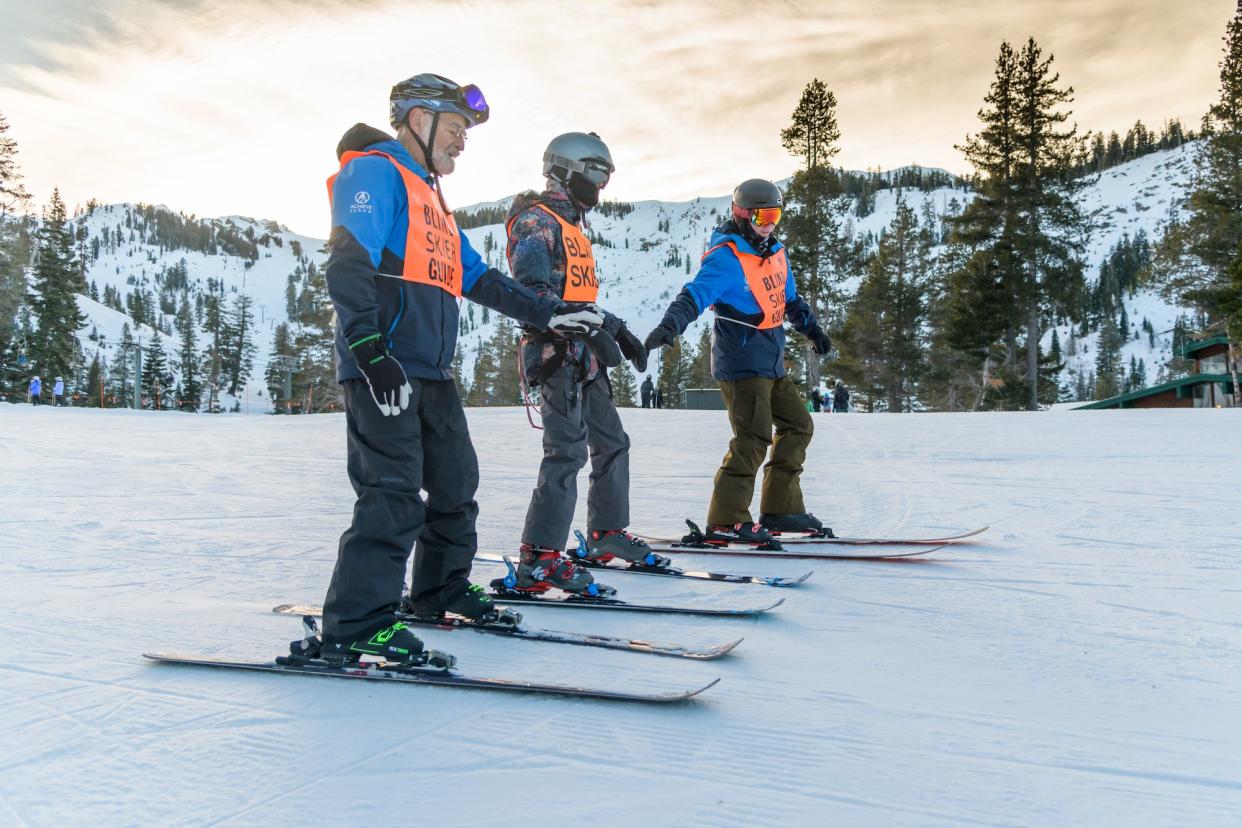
[
  {"x1": 270, "y1": 604, "x2": 742, "y2": 660},
  {"x1": 144, "y1": 652, "x2": 717, "y2": 703},
  {"x1": 475, "y1": 551, "x2": 810, "y2": 588},
  {"x1": 485, "y1": 587, "x2": 784, "y2": 616}
]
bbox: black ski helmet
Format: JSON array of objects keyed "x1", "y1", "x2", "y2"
[{"x1": 732, "y1": 178, "x2": 783, "y2": 210}]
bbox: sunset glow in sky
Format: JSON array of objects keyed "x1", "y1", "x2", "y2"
[{"x1": 1, "y1": 0, "x2": 1234, "y2": 235}]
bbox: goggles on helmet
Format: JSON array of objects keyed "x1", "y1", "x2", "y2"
[
  {"x1": 390, "y1": 80, "x2": 490, "y2": 125},
  {"x1": 732, "y1": 203, "x2": 783, "y2": 227},
  {"x1": 546, "y1": 153, "x2": 612, "y2": 189}
]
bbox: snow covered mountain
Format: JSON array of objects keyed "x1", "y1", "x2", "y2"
[{"x1": 64, "y1": 143, "x2": 1201, "y2": 411}]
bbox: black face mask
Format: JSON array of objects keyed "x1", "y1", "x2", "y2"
[{"x1": 567, "y1": 171, "x2": 601, "y2": 209}]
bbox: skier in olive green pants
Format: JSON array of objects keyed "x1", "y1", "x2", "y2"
[{"x1": 644, "y1": 179, "x2": 833, "y2": 545}]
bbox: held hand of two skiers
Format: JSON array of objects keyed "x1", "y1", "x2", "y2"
[
  {"x1": 547, "y1": 303, "x2": 605, "y2": 336},
  {"x1": 350, "y1": 336, "x2": 412, "y2": 417},
  {"x1": 808, "y1": 326, "x2": 832, "y2": 356},
  {"x1": 642, "y1": 323, "x2": 677, "y2": 354},
  {"x1": 616, "y1": 324, "x2": 648, "y2": 373}
]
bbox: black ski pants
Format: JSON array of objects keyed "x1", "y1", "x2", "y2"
[{"x1": 322, "y1": 378, "x2": 479, "y2": 640}]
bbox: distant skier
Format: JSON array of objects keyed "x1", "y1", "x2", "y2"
[
  {"x1": 644, "y1": 178, "x2": 832, "y2": 544},
  {"x1": 505, "y1": 131, "x2": 654, "y2": 594},
  {"x1": 53, "y1": 376, "x2": 65, "y2": 406},
  {"x1": 833, "y1": 380, "x2": 849, "y2": 413},
  {"x1": 317, "y1": 73, "x2": 607, "y2": 664},
  {"x1": 641, "y1": 375, "x2": 654, "y2": 408},
  {"x1": 654, "y1": 387, "x2": 664, "y2": 409},
  {"x1": 809, "y1": 388, "x2": 822, "y2": 413},
  {"x1": 29, "y1": 375, "x2": 41, "y2": 405}
]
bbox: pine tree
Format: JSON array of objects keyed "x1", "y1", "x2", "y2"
[
  {"x1": 451, "y1": 349, "x2": 467, "y2": 399},
  {"x1": 688, "y1": 325, "x2": 714, "y2": 390},
  {"x1": 948, "y1": 38, "x2": 1084, "y2": 410},
  {"x1": 265, "y1": 323, "x2": 293, "y2": 411},
  {"x1": 466, "y1": 342, "x2": 497, "y2": 406},
  {"x1": 141, "y1": 330, "x2": 170, "y2": 409},
  {"x1": 1094, "y1": 315, "x2": 1123, "y2": 399},
  {"x1": 657, "y1": 336, "x2": 693, "y2": 409},
  {"x1": 780, "y1": 79, "x2": 849, "y2": 388},
  {"x1": 833, "y1": 201, "x2": 930, "y2": 410},
  {"x1": 489, "y1": 318, "x2": 521, "y2": 405},
  {"x1": 84, "y1": 352, "x2": 102, "y2": 407},
  {"x1": 0, "y1": 111, "x2": 31, "y2": 216},
  {"x1": 610, "y1": 364, "x2": 638, "y2": 407},
  {"x1": 176, "y1": 295, "x2": 202, "y2": 411},
  {"x1": 1155, "y1": 5, "x2": 1242, "y2": 404},
  {"x1": 224, "y1": 292, "x2": 256, "y2": 395},
  {"x1": 29, "y1": 189, "x2": 86, "y2": 381}
]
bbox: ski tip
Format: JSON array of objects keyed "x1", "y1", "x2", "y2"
[
  {"x1": 796, "y1": 571, "x2": 813, "y2": 584},
  {"x1": 685, "y1": 677, "x2": 722, "y2": 699},
  {"x1": 271, "y1": 604, "x2": 295, "y2": 613},
  {"x1": 755, "y1": 597, "x2": 785, "y2": 613}
]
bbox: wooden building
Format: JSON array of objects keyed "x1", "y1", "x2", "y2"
[{"x1": 1076, "y1": 336, "x2": 1237, "y2": 409}]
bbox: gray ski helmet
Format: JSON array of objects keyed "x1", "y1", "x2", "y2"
[
  {"x1": 732, "y1": 178, "x2": 783, "y2": 209},
  {"x1": 389, "y1": 73, "x2": 489, "y2": 130},
  {"x1": 542, "y1": 132, "x2": 615, "y2": 187}
]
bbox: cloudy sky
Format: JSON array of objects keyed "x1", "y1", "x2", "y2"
[{"x1": 1, "y1": 0, "x2": 1234, "y2": 236}]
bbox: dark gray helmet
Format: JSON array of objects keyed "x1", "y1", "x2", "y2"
[
  {"x1": 543, "y1": 132, "x2": 615, "y2": 187},
  {"x1": 732, "y1": 178, "x2": 783, "y2": 209}
]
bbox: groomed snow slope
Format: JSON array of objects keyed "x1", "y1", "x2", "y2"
[{"x1": 1, "y1": 405, "x2": 1239, "y2": 826}]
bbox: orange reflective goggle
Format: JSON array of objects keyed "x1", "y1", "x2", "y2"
[{"x1": 751, "y1": 206, "x2": 783, "y2": 226}]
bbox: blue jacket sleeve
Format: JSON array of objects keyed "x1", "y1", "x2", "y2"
[
  {"x1": 326, "y1": 157, "x2": 400, "y2": 347},
  {"x1": 459, "y1": 229, "x2": 489, "y2": 293},
  {"x1": 464, "y1": 268, "x2": 559, "y2": 330}
]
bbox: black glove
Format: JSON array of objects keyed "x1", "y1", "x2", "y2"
[
  {"x1": 643, "y1": 323, "x2": 677, "y2": 354},
  {"x1": 581, "y1": 327, "x2": 623, "y2": 368},
  {"x1": 616, "y1": 324, "x2": 648, "y2": 373},
  {"x1": 808, "y1": 327, "x2": 832, "y2": 356},
  {"x1": 349, "y1": 335, "x2": 412, "y2": 416}
]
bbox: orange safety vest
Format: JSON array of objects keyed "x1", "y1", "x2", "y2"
[
  {"x1": 327, "y1": 150, "x2": 462, "y2": 297},
  {"x1": 703, "y1": 242, "x2": 788, "y2": 329},
  {"x1": 509, "y1": 203, "x2": 599, "y2": 303}
]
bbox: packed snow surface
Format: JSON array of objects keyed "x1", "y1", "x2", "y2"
[{"x1": 1, "y1": 404, "x2": 1240, "y2": 826}]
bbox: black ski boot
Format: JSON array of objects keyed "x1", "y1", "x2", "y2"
[
  {"x1": 760, "y1": 512, "x2": 834, "y2": 537},
  {"x1": 317, "y1": 617, "x2": 428, "y2": 664},
  {"x1": 705, "y1": 521, "x2": 775, "y2": 545},
  {"x1": 404, "y1": 580, "x2": 522, "y2": 627}
]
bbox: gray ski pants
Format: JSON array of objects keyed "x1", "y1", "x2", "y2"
[
  {"x1": 322, "y1": 379, "x2": 479, "y2": 639},
  {"x1": 522, "y1": 372, "x2": 630, "y2": 551}
]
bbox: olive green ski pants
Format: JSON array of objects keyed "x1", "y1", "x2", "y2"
[{"x1": 707, "y1": 375, "x2": 813, "y2": 525}]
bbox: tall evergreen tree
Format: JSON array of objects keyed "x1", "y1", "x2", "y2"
[
  {"x1": 0, "y1": 111, "x2": 31, "y2": 216},
  {"x1": 780, "y1": 79, "x2": 850, "y2": 388},
  {"x1": 173, "y1": 296, "x2": 201, "y2": 411},
  {"x1": 610, "y1": 364, "x2": 638, "y2": 407},
  {"x1": 687, "y1": 325, "x2": 714, "y2": 390},
  {"x1": 948, "y1": 38, "x2": 1084, "y2": 410},
  {"x1": 833, "y1": 201, "x2": 930, "y2": 410},
  {"x1": 140, "y1": 330, "x2": 170, "y2": 409},
  {"x1": 224, "y1": 291, "x2": 256, "y2": 395},
  {"x1": 265, "y1": 323, "x2": 293, "y2": 411},
  {"x1": 1156, "y1": 5, "x2": 1242, "y2": 404},
  {"x1": 29, "y1": 189, "x2": 86, "y2": 381},
  {"x1": 657, "y1": 336, "x2": 693, "y2": 409},
  {"x1": 84, "y1": 352, "x2": 103, "y2": 407}
]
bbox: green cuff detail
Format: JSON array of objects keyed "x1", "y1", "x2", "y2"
[{"x1": 348, "y1": 333, "x2": 382, "y2": 350}]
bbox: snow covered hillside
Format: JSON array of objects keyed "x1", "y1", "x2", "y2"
[
  {"x1": 63, "y1": 144, "x2": 1200, "y2": 410},
  {"x1": 2, "y1": 404, "x2": 1239, "y2": 825}
]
